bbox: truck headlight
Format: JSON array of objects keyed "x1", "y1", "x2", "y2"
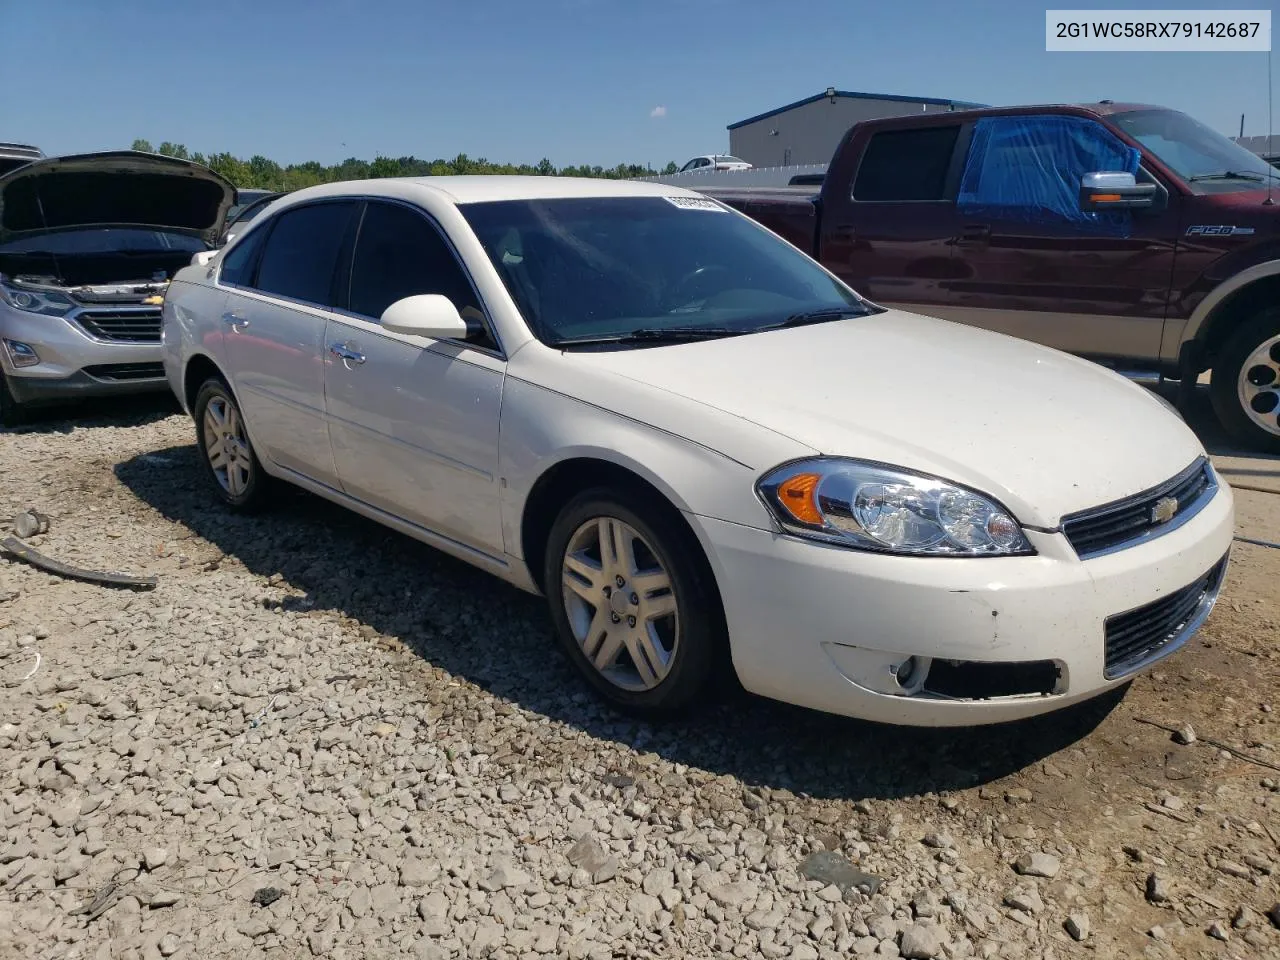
[
  {"x1": 0, "y1": 282, "x2": 76, "y2": 317},
  {"x1": 757, "y1": 458, "x2": 1034, "y2": 557}
]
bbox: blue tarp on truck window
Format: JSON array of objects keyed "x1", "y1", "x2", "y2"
[{"x1": 957, "y1": 115, "x2": 1141, "y2": 232}]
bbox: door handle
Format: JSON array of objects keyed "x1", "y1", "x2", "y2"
[
  {"x1": 328, "y1": 341, "x2": 366, "y2": 365},
  {"x1": 955, "y1": 224, "x2": 991, "y2": 247},
  {"x1": 221, "y1": 311, "x2": 250, "y2": 329}
]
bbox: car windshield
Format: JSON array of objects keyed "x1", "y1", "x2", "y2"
[
  {"x1": 0, "y1": 228, "x2": 208, "y2": 254},
  {"x1": 1111, "y1": 108, "x2": 1279, "y2": 190},
  {"x1": 459, "y1": 196, "x2": 871, "y2": 346}
]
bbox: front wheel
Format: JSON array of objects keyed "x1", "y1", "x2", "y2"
[
  {"x1": 193, "y1": 378, "x2": 270, "y2": 510},
  {"x1": 543, "y1": 488, "x2": 726, "y2": 717},
  {"x1": 1210, "y1": 307, "x2": 1280, "y2": 454}
]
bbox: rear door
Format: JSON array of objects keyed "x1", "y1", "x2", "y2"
[
  {"x1": 819, "y1": 124, "x2": 968, "y2": 314},
  {"x1": 322, "y1": 199, "x2": 506, "y2": 554},
  {"x1": 937, "y1": 113, "x2": 1180, "y2": 362},
  {"x1": 220, "y1": 199, "x2": 359, "y2": 486}
]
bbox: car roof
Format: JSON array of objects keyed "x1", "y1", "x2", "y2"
[{"x1": 267, "y1": 175, "x2": 703, "y2": 206}]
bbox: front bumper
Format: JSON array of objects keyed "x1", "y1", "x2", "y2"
[
  {"x1": 0, "y1": 303, "x2": 166, "y2": 404},
  {"x1": 694, "y1": 475, "x2": 1235, "y2": 726}
]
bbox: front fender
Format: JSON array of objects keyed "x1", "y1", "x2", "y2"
[{"x1": 497, "y1": 377, "x2": 800, "y2": 562}]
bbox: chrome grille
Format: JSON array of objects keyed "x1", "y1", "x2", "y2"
[
  {"x1": 1061, "y1": 458, "x2": 1215, "y2": 558},
  {"x1": 75, "y1": 307, "x2": 163, "y2": 343},
  {"x1": 1103, "y1": 554, "x2": 1228, "y2": 679}
]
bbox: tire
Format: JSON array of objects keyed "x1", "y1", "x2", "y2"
[
  {"x1": 543, "y1": 486, "x2": 727, "y2": 718},
  {"x1": 192, "y1": 377, "x2": 270, "y2": 510},
  {"x1": 1210, "y1": 307, "x2": 1280, "y2": 454},
  {"x1": 0, "y1": 375, "x2": 26, "y2": 428}
]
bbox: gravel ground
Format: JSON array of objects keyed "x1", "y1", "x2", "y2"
[{"x1": 1, "y1": 395, "x2": 1278, "y2": 960}]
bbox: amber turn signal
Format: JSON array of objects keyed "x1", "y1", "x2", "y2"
[{"x1": 776, "y1": 472, "x2": 824, "y2": 525}]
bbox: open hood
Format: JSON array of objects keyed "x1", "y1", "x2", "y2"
[{"x1": 0, "y1": 151, "x2": 236, "y2": 246}]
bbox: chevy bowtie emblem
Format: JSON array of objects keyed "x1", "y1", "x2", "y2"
[{"x1": 1151, "y1": 496, "x2": 1178, "y2": 524}]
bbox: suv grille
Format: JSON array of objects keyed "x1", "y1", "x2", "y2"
[
  {"x1": 83, "y1": 362, "x2": 166, "y2": 382},
  {"x1": 1103, "y1": 554, "x2": 1228, "y2": 679},
  {"x1": 1062, "y1": 458, "x2": 1214, "y2": 558},
  {"x1": 75, "y1": 307, "x2": 163, "y2": 343}
]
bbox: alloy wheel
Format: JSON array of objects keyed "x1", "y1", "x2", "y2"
[
  {"x1": 1237, "y1": 333, "x2": 1280, "y2": 437},
  {"x1": 202, "y1": 396, "x2": 253, "y2": 496},
  {"x1": 560, "y1": 516, "x2": 680, "y2": 691}
]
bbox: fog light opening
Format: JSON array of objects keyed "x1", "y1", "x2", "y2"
[
  {"x1": 890, "y1": 655, "x2": 930, "y2": 695},
  {"x1": 3, "y1": 339, "x2": 39, "y2": 368}
]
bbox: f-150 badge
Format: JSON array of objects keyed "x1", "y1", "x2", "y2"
[{"x1": 1186, "y1": 225, "x2": 1256, "y2": 236}]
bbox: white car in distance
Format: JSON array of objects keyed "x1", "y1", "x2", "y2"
[
  {"x1": 679, "y1": 155, "x2": 752, "y2": 173},
  {"x1": 161, "y1": 176, "x2": 1234, "y2": 725}
]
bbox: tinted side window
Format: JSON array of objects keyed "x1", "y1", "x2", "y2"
[
  {"x1": 220, "y1": 226, "x2": 266, "y2": 287},
  {"x1": 253, "y1": 202, "x2": 357, "y2": 305},
  {"x1": 852, "y1": 126, "x2": 961, "y2": 201},
  {"x1": 348, "y1": 201, "x2": 488, "y2": 341}
]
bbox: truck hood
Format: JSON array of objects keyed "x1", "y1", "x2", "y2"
[
  {"x1": 0, "y1": 151, "x2": 236, "y2": 246},
  {"x1": 546, "y1": 309, "x2": 1207, "y2": 528}
]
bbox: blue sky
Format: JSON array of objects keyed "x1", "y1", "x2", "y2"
[{"x1": 2, "y1": 0, "x2": 1274, "y2": 167}]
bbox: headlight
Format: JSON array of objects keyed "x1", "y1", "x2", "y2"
[
  {"x1": 757, "y1": 458, "x2": 1034, "y2": 556},
  {"x1": 0, "y1": 282, "x2": 76, "y2": 317}
]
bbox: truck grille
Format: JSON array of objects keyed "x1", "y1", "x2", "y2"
[
  {"x1": 75, "y1": 307, "x2": 163, "y2": 343},
  {"x1": 1061, "y1": 458, "x2": 1215, "y2": 558},
  {"x1": 1103, "y1": 554, "x2": 1227, "y2": 679}
]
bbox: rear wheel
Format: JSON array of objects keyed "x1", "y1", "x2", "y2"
[
  {"x1": 1210, "y1": 307, "x2": 1280, "y2": 454},
  {"x1": 193, "y1": 378, "x2": 270, "y2": 510},
  {"x1": 543, "y1": 487, "x2": 725, "y2": 717}
]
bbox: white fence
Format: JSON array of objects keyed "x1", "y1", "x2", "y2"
[{"x1": 635, "y1": 163, "x2": 828, "y2": 188}]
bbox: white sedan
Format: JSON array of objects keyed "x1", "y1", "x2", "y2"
[{"x1": 160, "y1": 176, "x2": 1234, "y2": 725}]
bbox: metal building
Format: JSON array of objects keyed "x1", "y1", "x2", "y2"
[{"x1": 727, "y1": 88, "x2": 986, "y2": 168}]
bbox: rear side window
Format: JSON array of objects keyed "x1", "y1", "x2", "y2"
[
  {"x1": 219, "y1": 227, "x2": 266, "y2": 287},
  {"x1": 253, "y1": 201, "x2": 358, "y2": 305},
  {"x1": 347, "y1": 201, "x2": 493, "y2": 345},
  {"x1": 852, "y1": 126, "x2": 961, "y2": 201}
]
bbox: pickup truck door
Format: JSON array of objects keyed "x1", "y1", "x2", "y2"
[
  {"x1": 818, "y1": 124, "x2": 968, "y2": 315},
  {"x1": 931, "y1": 114, "x2": 1179, "y2": 363},
  {"x1": 322, "y1": 199, "x2": 507, "y2": 555}
]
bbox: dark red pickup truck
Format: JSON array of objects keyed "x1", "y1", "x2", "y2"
[{"x1": 701, "y1": 103, "x2": 1280, "y2": 452}]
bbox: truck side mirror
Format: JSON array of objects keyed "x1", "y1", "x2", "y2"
[{"x1": 1079, "y1": 171, "x2": 1157, "y2": 211}]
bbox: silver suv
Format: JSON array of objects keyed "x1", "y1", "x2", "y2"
[{"x1": 0, "y1": 151, "x2": 234, "y2": 425}]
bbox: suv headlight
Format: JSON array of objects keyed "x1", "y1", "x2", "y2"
[
  {"x1": 757, "y1": 458, "x2": 1034, "y2": 557},
  {"x1": 0, "y1": 282, "x2": 76, "y2": 317}
]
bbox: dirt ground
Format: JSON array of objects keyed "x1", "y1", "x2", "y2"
[{"x1": 0, "y1": 383, "x2": 1277, "y2": 960}]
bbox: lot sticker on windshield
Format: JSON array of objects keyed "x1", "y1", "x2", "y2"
[{"x1": 663, "y1": 196, "x2": 727, "y2": 211}]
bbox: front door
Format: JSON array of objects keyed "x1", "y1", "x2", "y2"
[
  {"x1": 938, "y1": 114, "x2": 1181, "y2": 362},
  {"x1": 219, "y1": 200, "x2": 360, "y2": 486},
  {"x1": 322, "y1": 199, "x2": 506, "y2": 554}
]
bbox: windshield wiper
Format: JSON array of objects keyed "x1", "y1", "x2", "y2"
[
  {"x1": 764, "y1": 308, "x2": 867, "y2": 330},
  {"x1": 554, "y1": 326, "x2": 747, "y2": 347},
  {"x1": 1188, "y1": 170, "x2": 1270, "y2": 183}
]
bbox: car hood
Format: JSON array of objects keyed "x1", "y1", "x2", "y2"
[
  {"x1": 544, "y1": 309, "x2": 1207, "y2": 528},
  {"x1": 0, "y1": 151, "x2": 236, "y2": 246}
]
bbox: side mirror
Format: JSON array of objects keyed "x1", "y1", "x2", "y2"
[
  {"x1": 380, "y1": 294, "x2": 472, "y2": 340},
  {"x1": 1079, "y1": 171, "x2": 1157, "y2": 211}
]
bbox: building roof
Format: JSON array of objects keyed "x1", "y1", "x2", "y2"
[{"x1": 727, "y1": 90, "x2": 988, "y2": 130}]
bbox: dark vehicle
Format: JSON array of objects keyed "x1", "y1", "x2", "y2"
[{"x1": 700, "y1": 103, "x2": 1280, "y2": 452}]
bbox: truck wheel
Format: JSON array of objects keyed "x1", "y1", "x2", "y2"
[
  {"x1": 0, "y1": 375, "x2": 26, "y2": 428},
  {"x1": 1210, "y1": 307, "x2": 1280, "y2": 454}
]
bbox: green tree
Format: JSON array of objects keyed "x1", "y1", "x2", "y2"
[
  {"x1": 131, "y1": 139, "x2": 154, "y2": 153},
  {"x1": 157, "y1": 142, "x2": 189, "y2": 160},
  {"x1": 662, "y1": 161, "x2": 678, "y2": 175}
]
